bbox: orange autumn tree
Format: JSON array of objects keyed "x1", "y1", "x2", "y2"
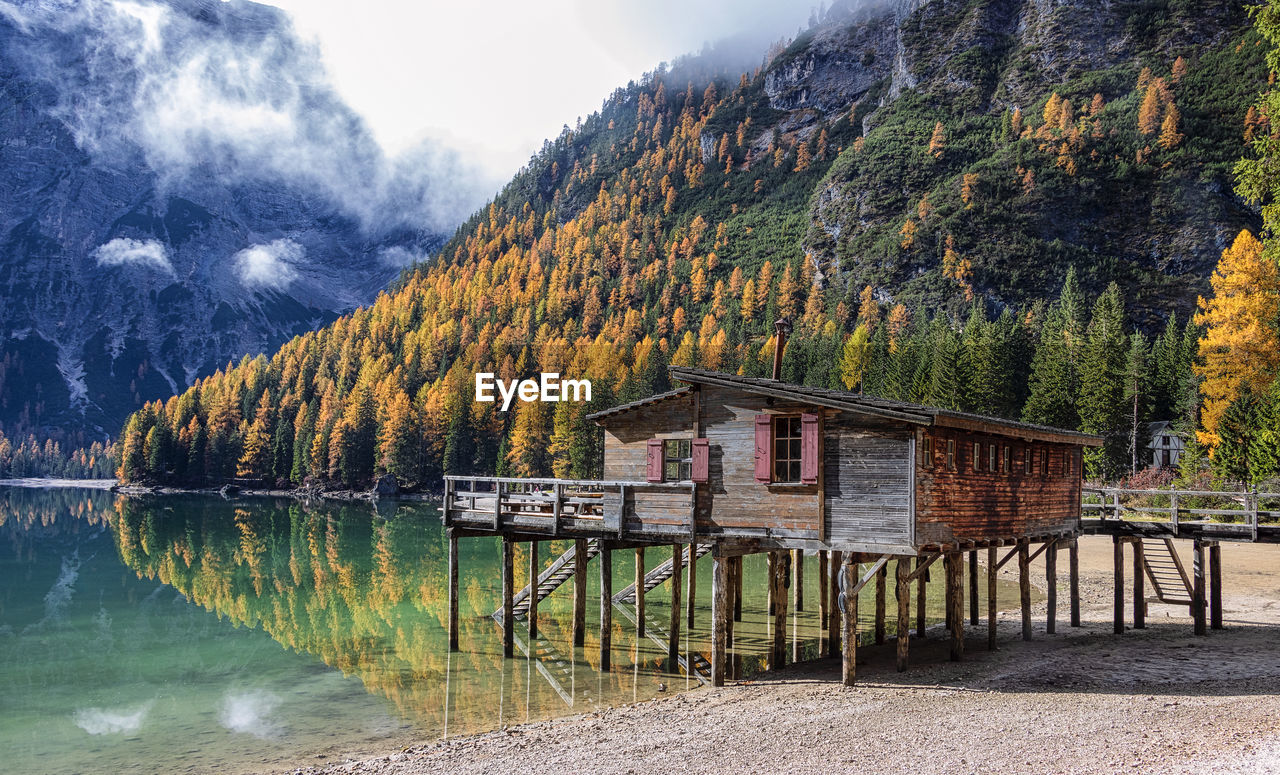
[{"x1": 1194, "y1": 230, "x2": 1280, "y2": 447}]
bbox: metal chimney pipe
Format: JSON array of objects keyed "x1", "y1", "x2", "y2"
[{"x1": 772, "y1": 318, "x2": 793, "y2": 381}]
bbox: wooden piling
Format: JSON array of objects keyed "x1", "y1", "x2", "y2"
[
  {"x1": 1209, "y1": 542, "x2": 1223, "y2": 630},
  {"x1": 1018, "y1": 538, "x2": 1031, "y2": 641},
  {"x1": 1046, "y1": 540, "x2": 1057, "y2": 635},
  {"x1": 668, "y1": 543, "x2": 682, "y2": 664},
  {"x1": 818, "y1": 551, "x2": 829, "y2": 630},
  {"x1": 969, "y1": 550, "x2": 979, "y2": 627},
  {"x1": 772, "y1": 552, "x2": 788, "y2": 670},
  {"x1": 502, "y1": 538, "x2": 514, "y2": 657},
  {"x1": 572, "y1": 538, "x2": 587, "y2": 647},
  {"x1": 896, "y1": 556, "x2": 911, "y2": 672},
  {"x1": 986, "y1": 545, "x2": 997, "y2": 650},
  {"x1": 793, "y1": 549, "x2": 804, "y2": 612},
  {"x1": 686, "y1": 541, "x2": 698, "y2": 630},
  {"x1": 635, "y1": 548, "x2": 645, "y2": 637},
  {"x1": 1113, "y1": 535, "x2": 1124, "y2": 635},
  {"x1": 711, "y1": 554, "x2": 728, "y2": 687},
  {"x1": 1132, "y1": 538, "x2": 1145, "y2": 630},
  {"x1": 1193, "y1": 539, "x2": 1207, "y2": 636},
  {"x1": 944, "y1": 553, "x2": 961, "y2": 661},
  {"x1": 447, "y1": 529, "x2": 459, "y2": 652},
  {"x1": 528, "y1": 540, "x2": 539, "y2": 639},
  {"x1": 599, "y1": 546, "x2": 612, "y2": 670},
  {"x1": 1069, "y1": 538, "x2": 1081, "y2": 627},
  {"x1": 874, "y1": 562, "x2": 887, "y2": 645},
  {"x1": 842, "y1": 559, "x2": 857, "y2": 686},
  {"x1": 915, "y1": 555, "x2": 927, "y2": 638},
  {"x1": 726, "y1": 555, "x2": 737, "y2": 648},
  {"x1": 827, "y1": 550, "x2": 841, "y2": 657}
]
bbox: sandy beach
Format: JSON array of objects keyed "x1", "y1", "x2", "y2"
[{"x1": 286, "y1": 536, "x2": 1280, "y2": 775}]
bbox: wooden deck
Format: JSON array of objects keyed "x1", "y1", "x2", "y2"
[{"x1": 1082, "y1": 486, "x2": 1280, "y2": 543}]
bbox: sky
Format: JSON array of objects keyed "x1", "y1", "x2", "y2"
[{"x1": 266, "y1": 0, "x2": 814, "y2": 184}]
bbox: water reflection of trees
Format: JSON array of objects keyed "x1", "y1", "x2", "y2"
[{"x1": 0, "y1": 487, "x2": 112, "y2": 536}]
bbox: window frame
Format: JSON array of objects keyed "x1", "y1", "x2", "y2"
[
  {"x1": 988, "y1": 444, "x2": 997, "y2": 473},
  {"x1": 972, "y1": 442, "x2": 981, "y2": 472},
  {"x1": 922, "y1": 435, "x2": 933, "y2": 469},
  {"x1": 1002, "y1": 445, "x2": 1011, "y2": 474},
  {"x1": 1023, "y1": 446, "x2": 1032, "y2": 475},
  {"x1": 1040, "y1": 448, "x2": 1049, "y2": 477},
  {"x1": 946, "y1": 439, "x2": 956, "y2": 471},
  {"x1": 663, "y1": 438, "x2": 693, "y2": 482},
  {"x1": 772, "y1": 415, "x2": 804, "y2": 484}
]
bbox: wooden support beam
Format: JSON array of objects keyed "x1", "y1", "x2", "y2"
[
  {"x1": 772, "y1": 551, "x2": 788, "y2": 670},
  {"x1": 686, "y1": 541, "x2": 698, "y2": 630},
  {"x1": 818, "y1": 551, "x2": 829, "y2": 630},
  {"x1": 827, "y1": 551, "x2": 841, "y2": 657},
  {"x1": 1069, "y1": 538, "x2": 1081, "y2": 628},
  {"x1": 1193, "y1": 539, "x2": 1207, "y2": 636},
  {"x1": 793, "y1": 549, "x2": 804, "y2": 612},
  {"x1": 572, "y1": 538, "x2": 587, "y2": 647},
  {"x1": 906, "y1": 552, "x2": 940, "y2": 584},
  {"x1": 1046, "y1": 540, "x2": 1057, "y2": 635},
  {"x1": 969, "y1": 550, "x2": 979, "y2": 627},
  {"x1": 944, "y1": 555, "x2": 953, "y2": 634},
  {"x1": 668, "y1": 543, "x2": 682, "y2": 665},
  {"x1": 711, "y1": 555, "x2": 728, "y2": 687},
  {"x1": 599, "y1": 546, "x2": 612, "y2": 670},
  {"x1": 1113, "y1": 535, "x2": 1124, "y2": 635},
  {"x1": 733, "y1": 554, "x2": 743, "y2": 622},
  {"x1": 995, "y1": 545, "x2": 1020, "y2": 571},
  {"x1": 842, "y1": 559, "x2": 858, "y2": 686},
  {"x1": 447, "y1": 529, "x2": 459, "y2": 652},
  {"x1": 726, "y1": 556, "x2": 737, "y2": 649},
  {"x1": 896, "y1": 556, "x2": 911, "y2": 672},
  {"x1": 874, "y1": 562, "x2": 887, "y2": 645},
  {"x1": 528, "y1": 540, "x2": 539, "y2": 639},
  {"x1": 1209, "y1": 542, "x2": 1223, "y2": 630},
  {"x1": 987, "y1": 545, "x2": 997, "y2": 651},
  {"x1": 635, "y1": 548, "x2": 645, "y2": 637},
  {"x1": 502, "y1": 538, "x2": 514, "y2": 657},
  {"x1": 916, "y1": 555, "x2": 927, "y2": 638},
  {"x1": 1132, "y1": 538, "x2": 1145, "y2": 630},
  {"x1": 948, "y1": 553, "x2": 964, "y2": 661},
  {"x1": 1019, "y1": 538, "x2": 1032, "y2": 641}
]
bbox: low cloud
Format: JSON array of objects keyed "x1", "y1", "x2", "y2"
[
  {"x1": 234, "y1": 239, "x2": 303, "y2": 291},
  {"x1": 92, "y1": 237, "x2": 173, "y2": 274}
]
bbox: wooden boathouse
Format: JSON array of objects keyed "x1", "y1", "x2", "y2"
[{"x1": 442, "y1": 324, "x2": 1109, "y2": 686}]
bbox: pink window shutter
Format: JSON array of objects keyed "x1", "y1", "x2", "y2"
[
  {"x1": 800, "y1": 413, "x2": 820, "y2": 484},
  {"x1": 754, "y1": 415, "x2": 772, "y2": 483},
  {"x1": 691, "y1": 438, "x2": 709, "y2": 483},
  {"x1": 645, "y1": 439, "x2": 663, "y2": 482}
]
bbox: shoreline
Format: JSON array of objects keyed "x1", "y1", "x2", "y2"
[
  {"x1": 0, "y1": 477, "x2": 442, "y2": 504},
  {"x1": 280, "y1": 536, "x2": 1280, "y2": 775}
]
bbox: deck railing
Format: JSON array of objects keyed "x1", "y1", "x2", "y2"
[
  {"x1": 442, "y1": 475, "x2": 696, "y2": 539},
  {"x1": 1083, "y1": 486, "x2": 1280, "y2": 540}
]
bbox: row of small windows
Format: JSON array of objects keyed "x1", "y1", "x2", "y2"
[{"x1": 921, "y1": 436, "x2": 1075, "y2": 477}]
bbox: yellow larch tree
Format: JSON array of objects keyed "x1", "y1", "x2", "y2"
[
  {"x1": 1158, "y1": 103, "x2": 1183, "y2": 150},
  {"x1": 928, "y1": 121, "x2": 946, "y2": 158},
  {"x1": 1138, "y1": 83, "x2": 1163, "y2": 135}
]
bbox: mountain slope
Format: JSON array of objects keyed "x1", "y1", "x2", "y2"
[
  {"x1": 0, "y1": 0, "x2": 473, "y2": 439},
  {"x1": 117, "y1": 0, "x2": 1266, "y2": 487}
]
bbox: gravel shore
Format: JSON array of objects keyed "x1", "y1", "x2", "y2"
[{"x1": 284, "y1": 536, "x2": 1280, "y2": 775}]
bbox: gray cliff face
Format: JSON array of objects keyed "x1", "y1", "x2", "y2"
[{"x1": 0, "y1": 0, "x2": 456, "y2": 438}]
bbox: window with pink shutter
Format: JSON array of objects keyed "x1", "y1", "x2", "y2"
[
  {"x1": 692, "y1": 438, "x2": 709, "y2": 483},
  {"x1": 645, "y1": 439, "x2": 663, "y2": 482},
  {"x1": 800, "y1": 413, "x2": 819, "y2": 484},
  {"x1": 753, "y1": 414, "x2": 772, "y2": 483}
]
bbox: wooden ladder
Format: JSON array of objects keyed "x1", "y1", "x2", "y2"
[
  {"x1": 1141, "y1": 538, "x2": 1193, "y2": 606},
  {"x1": 494, "y1": 538, "x2": 602, "y2": 622},
  {"x1": 613, "y1": 543, "x2": 712, "y2": 604}
]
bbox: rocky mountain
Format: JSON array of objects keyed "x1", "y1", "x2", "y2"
[{"x1": 0, "y1": 0, "x2": 478, "y2": 439}]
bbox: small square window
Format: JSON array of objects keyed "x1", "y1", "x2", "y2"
[
  {"x1": 663, "y1": 438, "x2": 692, "y2": 481},
  {"x1": 773, "y1": 416, "x2": 803, "y2": 483}
]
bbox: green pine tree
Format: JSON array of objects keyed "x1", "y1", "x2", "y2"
[{"x1": 1078, "y1": 283, "x2": 1128, "y2": 478}]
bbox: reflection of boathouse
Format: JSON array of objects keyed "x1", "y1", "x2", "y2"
[{"x1": 444, "y1": 325, "x2": 1104, "y2": 685}]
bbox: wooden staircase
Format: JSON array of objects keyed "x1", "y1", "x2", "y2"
[
  {"x1": 613, "y1": 543, "x2": 712, "y2": 604},
  {"x1": 493, "y1": 538, "x2": 601, "y2": 622},
  {"x1": 1142, "y1": 538, "x2": 1193, "y2": 606}
]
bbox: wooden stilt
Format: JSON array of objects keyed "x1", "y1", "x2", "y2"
[
  {"x1": 711, "y1": 555, "x2": 728, "y2": 687},
  {"x1": 772, "y1": 552, "x2": 788, "y2": 670},
  {"x1": 686, "y1": 541, "x2": 697, "y2": 630},
  {"x1": 1019, "y1": 537, "x2": 1031, "y2": 641},
  {"x1": 502, "y1": 538, "x2": 514, "y2": 657},
  {"x1": 896, "y1": 556, "x2": 911, "y2": 672},
  {"x1": 1113, "y1": 535, "x2": 1124, "y2": 635},
  {"x1": 969, "y1": 550, "x2": 979, "y2": 627},
  {"x1": 599, "y1": 546, "x2": 612, "y2": 670},
  {"x1": 668, "y1": 543, "x2": 682, "y2": 664},
  {"x1": 766, "y1": 552, "x2": 775, "y2": 616},
  {"x1": 1193, "y1": 539, "x2": 1207, "y2": 636},
  {"x1": 818, "y1": 551, "x2": 829, "y2": 629},
  {"x1": 1046, "y1": 540, "x2": 1057, "y2": 635},
  {"x1": 572, "y1": 538, "x2": 587, "y2": 647},
  {"x1": 944, "y1": 557, "x2": 954, "y2": 633},
  {"x1": 635, "y1": 548, "x2": 645, "y2": 637},
  {"x1": 793, "y1": 549, "x2": 804, "y2": 612},
  {"x1": 1069, "y1": 538, "x2": 1081, "y2": 627},
  {"x1": 447, "y1": 529, "x2": 459, "y2": 652},
  {"x1": 528, "y1": 540, "x2": 539, "y2": 639},
  {"x1": 916, "y1": 555, "x2": 927, "y2": 638},
  {"x1": 874, "y1": 562, "x2": 887, "y2": 645},
  {"x1": 827, "y1": 550, "x2": 841, "y2": 657},
  {"x1": 1209, "y1": 542, "x2": 1223, "y2": 630},
  {"x1": 1132, "y1": 538, "x2": 1145, "y2": 630},
  {"x1": 948, "y1": 553, "x2": 963, "y2": 661},
  {"x1": 986, "y1": 545, "x2": 997, "y2": 651},
  {"x1": 726, "y1": 555, "x2": 737, "y2": 648},
  {"x1": 842, "y1": 559, "x2": 857, "y2": 686}
]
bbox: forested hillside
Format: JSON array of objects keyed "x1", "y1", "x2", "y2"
[{"x1": 116, "y1": 0, "x2": 1273, "y2": 489}]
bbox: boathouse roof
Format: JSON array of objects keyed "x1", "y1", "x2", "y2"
[{"x1": 587, "y1": 366, "x2": 1102, "y2": 447}]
